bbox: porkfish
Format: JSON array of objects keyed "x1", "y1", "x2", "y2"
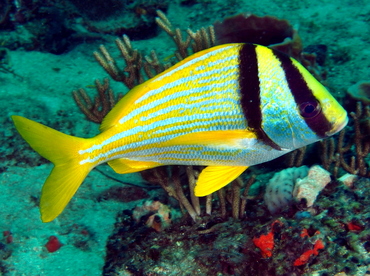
[{"x1": 12, "y1": 43, "x2": 348, "y2": 222}]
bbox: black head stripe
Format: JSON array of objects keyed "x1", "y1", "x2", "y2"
[
  {"x1": 238, "y1": 44, "x2": 260, "y2": 130},
  {"x1": 272, "y1": 50, "x2": 332, "y2": 138},
  {"x1": 239, "y1": 44, "x2": 282, "y2": 150}
]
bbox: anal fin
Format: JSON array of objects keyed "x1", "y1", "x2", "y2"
[
  {"x1": 195, "y1": 166, "x2": 248, "y2": 196},
  {"x1": 108, "y1": 158, "x2": 161, "y2": 174}
]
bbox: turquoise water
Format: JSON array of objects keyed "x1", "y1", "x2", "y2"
[{"x1": 1, "y1": 0, "x2": 369, "y2": 275}]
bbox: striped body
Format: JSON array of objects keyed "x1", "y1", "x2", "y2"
[
  {"x1": 80, "y1": 44, "x2": 346, "y2": 168},
  {"x1": 12, "y1": 43, "x2": 348, "y2": 222},
  {"x1": 83, "y1": 44, "x2": 273, "y2": 168}
]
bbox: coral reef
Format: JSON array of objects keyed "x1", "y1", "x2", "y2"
[
  {"x1": 132, "y1": 200, "x2": 173, "y2": 232},
  {"x1": 2, "y1": 0, "x2": 369, "y2": 274},
  {"x1": 264, "y1": 165, "x2": 332, "y2": 215},
  {"x1": 103, "y1": 177, "x2": 370, "y2": 275}
]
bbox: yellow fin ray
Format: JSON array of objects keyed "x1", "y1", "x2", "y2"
[
  {"x1": 11, "y1": 116, "x2": 93, "y2": 222},
  {"x1": 108, "y1": 158, "x2": 161, "y2": 174},
  {"x1": 195, "y1": 166, "x2": 248, "y2": 196},
  {"x1": 40, "y1": 163, "x2": 90, "y2": 222}
]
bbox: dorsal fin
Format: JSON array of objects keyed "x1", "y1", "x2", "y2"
[{"x1": 99, "y1": 44, "x2": 241, "y2": 132}]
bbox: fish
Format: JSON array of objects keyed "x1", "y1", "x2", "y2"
[{"x1": 12, "y1": 43, "x2": 348, "y2": 222}]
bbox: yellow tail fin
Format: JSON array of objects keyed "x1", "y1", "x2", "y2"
[{"x1": 11, "y1": 116, "x2": 93, "y2": 222}]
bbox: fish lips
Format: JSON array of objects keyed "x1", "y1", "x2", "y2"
[{"x1": 325, "y1": 114, "x2": 349, "y2": 137}]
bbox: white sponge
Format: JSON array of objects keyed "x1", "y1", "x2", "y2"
[{"x1": 292, "y1": 165, "x2": 331, "y2": 207}]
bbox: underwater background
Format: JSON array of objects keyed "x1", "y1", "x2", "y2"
[{"x1": 1, "y1": 0, "x2": 370, "y2": 275}]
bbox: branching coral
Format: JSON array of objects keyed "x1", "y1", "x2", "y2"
[
  {"x1": 320, "y1": 102, "x2": 370, "y2": 177},
  {"x1": 155, "y1": 10, "x2": 216, "y2": 60},
  {"x1": 74, "y1": 10, "x2": 215, "y2": 122},
  {"x1": 93, "y1": 35, "x2": 144, "y2": 89},
  {"x1": 140, "y1": 165, "x2": 256, "y2": 221},
  {"x1": 284, "y1": 146, "x2": 307, "y2": 168},
  {"x1": 72, "y1": 78, "x2": 122, "y2": 123}
]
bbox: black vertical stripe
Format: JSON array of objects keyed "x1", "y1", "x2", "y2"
[
  {"x1": 272, "y1": 50, "x2": 331, "y2": 138},
  {"x1": 238, "y1": 44, "x2": 281, "y2": 150}
]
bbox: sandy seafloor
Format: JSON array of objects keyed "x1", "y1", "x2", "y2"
[{"x1": 0, "y1": 0, "x2": 370, "y2": 275}]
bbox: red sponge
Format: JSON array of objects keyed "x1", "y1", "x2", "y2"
[{"x1": 45, "y1": 236, "x2": 62, "y2": 253}]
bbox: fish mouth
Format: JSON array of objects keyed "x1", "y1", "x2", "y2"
[{"x1": 325, "y1": 114, "x2": 349, "y2": 137}]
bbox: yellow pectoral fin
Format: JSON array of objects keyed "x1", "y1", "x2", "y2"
[
  {"x1": 108, "y1": 158, "x2": 162, "y2": 174},
  {"x1": 161, "y1": 130, "x2": 257, "y2": 148},
  {"x1": 194, "y1": 166, "x2": 249, "y2": 197}
]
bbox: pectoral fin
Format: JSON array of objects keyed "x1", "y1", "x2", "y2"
[
  {"x1": 161, "y1": 130, "x2": 257, "y2": 149},
  {"x1": 194, "y1": 166, "x2": 249, "y2": 196},
  {"x1": 108, "y1": 158, "x2": 161, "y2": 174}
]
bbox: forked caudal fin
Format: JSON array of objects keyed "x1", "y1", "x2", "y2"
[{"x1": 11, "y1": 116, "x2": 93, "y2": 222}]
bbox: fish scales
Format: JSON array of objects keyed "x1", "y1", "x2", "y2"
[
  {"x1": 83, "y1": 45, "x2": 249, "y2": 166},
  {"x1": 256, "y1": 45, "x2": 321, "y2": 149}
]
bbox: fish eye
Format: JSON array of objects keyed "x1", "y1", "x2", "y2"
[{"x1": 299, "y1": 101, "x2": 321, "y2": 118}]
